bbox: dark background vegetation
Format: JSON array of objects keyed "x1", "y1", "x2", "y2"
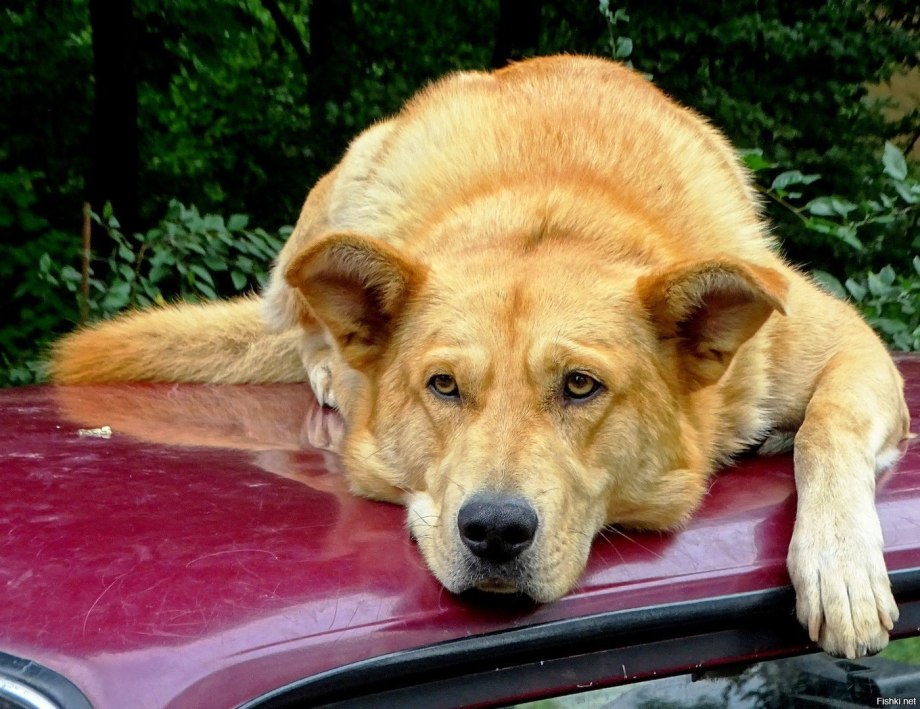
[{"x1": 2, "y1": 0, "x2": 918, "y2": 384}]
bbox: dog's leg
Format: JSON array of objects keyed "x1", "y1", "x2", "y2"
[{"x1": 787, "y1": 346, "x2": 909, "y2": 658}]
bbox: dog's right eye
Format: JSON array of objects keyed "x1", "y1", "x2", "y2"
[{"x1": 428, "y1": 374, "x2": 460, "y2": 400}]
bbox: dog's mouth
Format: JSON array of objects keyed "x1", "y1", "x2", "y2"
[
  {"x1": 475, "y1": 578, "x2": 520, "y2": 594},
  {"x1": 460, "y1": 557, "x2": 538, "y2": 601}
]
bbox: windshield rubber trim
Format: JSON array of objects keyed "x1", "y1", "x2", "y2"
[
  {"x1": 240, "y1": 567, "x2": 920, "y2": 708},
  {"x1": 0, "y1": 652, "x2": 92, "y2": 709}
]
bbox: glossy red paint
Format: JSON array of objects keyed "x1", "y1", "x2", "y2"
[{"x1": 1, "y1": 357, "x2": 918, "y2": 708}]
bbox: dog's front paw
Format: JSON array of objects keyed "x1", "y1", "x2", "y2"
[
  {"x1": 307, "y1": 358, "x2": 338, "y2": 409},
  {"x1": 787, "y1": 519, "x2": 898, "y2": 658},
  {"x1": 299, "y1": 330, "x2": 340, "y2": 409}
]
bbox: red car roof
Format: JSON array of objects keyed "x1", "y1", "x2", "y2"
[{"x1": 2, "y1": 356, "x2": 919, "y2": 708}]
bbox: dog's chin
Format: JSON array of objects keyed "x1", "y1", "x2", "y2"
[
  {"x1": 434, "y1": 554, "x2": 577, "y2": 606},
  {"x1": 450, "y1": 567, "x2": 565, "y2": 605},
  {"x1": 439, "y1": 562, "x2": 536, "y2": 602}
]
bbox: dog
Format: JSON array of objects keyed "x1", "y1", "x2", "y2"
[{"x1": 51, "y1": 55, "x2": 910, "y2": 659}]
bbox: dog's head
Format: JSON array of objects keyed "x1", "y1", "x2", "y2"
[{"x1": 286, "y1": 230, "x2": 786, "y2": 601}]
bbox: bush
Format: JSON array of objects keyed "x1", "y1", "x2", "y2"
[
  {"x1": 744, "y1": 141, "x2": 919, "y2": 352},
  {"x1": 63, "y1": 201, "x2": 287, "y2": 316},
  {"x1": 589, "y1": 1, "x2": 918, "y2": 275},
  {"x1": 814, "y1": 263, "x2": 920, "y2": 353},
  {"x1": 0, "y1": 201, "x2": 288, "y2": 387},
  {"x1": 595, "y1": 5, "x2": 919, "y2": 353}
]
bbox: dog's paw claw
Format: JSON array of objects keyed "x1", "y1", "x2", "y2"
[
  {"x1": 307, "y1": 360, "x2": 338, "y2": 409},
  {"x1": 788, "y1": 526, "x2": 897, "y2": 659}
]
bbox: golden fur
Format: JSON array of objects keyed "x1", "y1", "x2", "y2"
[{"x1": 50, "y1": 56, "x2": 910, "y2": 658}]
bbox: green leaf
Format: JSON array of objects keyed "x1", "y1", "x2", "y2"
[
  {"x1": 882, "y1": 141, "x2": 908, "y2": 181},
  {"x1": 60, "y1": 265, "x2": 82, "y2": 284},
  {"x1": 845, "y1": 278, "x2": 867, "y2": 301},
  {"x1": 142, "y1": 227, "x2": 163, "y2": 244},
  {"x1": 149, "y1": 250, "x2": 176, "y2": 267},
  {"x1": 183, "y1": 242, "x2": 207, "y2": 256},
  {"x1": 188, "y1": 264, "x2": 215, "y2": 287},
  {"x1": 835, "y1": 198, "x2": 857, "y2": 216},
  {"x1": 811, "y1": 270, "x2": 846, "y2": 299},
  {"x1": 867, "y1": 271, "x2": 895, "y2": 297},
  {"x1": 117, "y1": 263, "x2": 135, "y2": 283},
  {"x1": 771, "y1": 170, "x2": 821, "y2": 190},
  {"x1": 913, "y1": 256, "x2": 920, "y2": 278},
  {"x1": 892, "y1": 180, "x2": 918, "y2": 205},
  {"x1": 873, "y1": 317, "x2": 908, "y2": 336},
  {"x1": 201, "y1": 214, "x2": 224, "y2": 232},
  {"x1": 195, "y1": 282, "x2": 218, "y2": 300},
  {"x1": 230, "y1": 270, "x2": 248, "y2": 290},
  {"x1": 227, "y1": 213, "x2": 249, "y2": 231},
  {"x1": 804, "y1": 218, "x2": 863, "y2": 251},
  {"x1": 101, "y1": 281, "x2": 131, "y2": 313},
  {"x1": 203, "y1": 255, "x2": 228, "y2": 272},
  {"x1": 877, "y1": 265, "x2": 896, "y2": 287},
  {"x1": 805, "y1": 198, "x2": 835, "y2": 217},
  {"x1": 738, "y1": 148, "x2": 775, "y2": 172}
]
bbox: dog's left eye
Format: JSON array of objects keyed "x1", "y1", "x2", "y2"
[
  {"x1": 428, "y1": 374, "x2": 460, "y2": 400},
  {"x1": 563, "y1": 371, "x2": 602, "y2": 401}
]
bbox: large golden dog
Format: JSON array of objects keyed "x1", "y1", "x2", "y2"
[{"x1": 52, "y1": 56, "x2": 910, "y2": 658}]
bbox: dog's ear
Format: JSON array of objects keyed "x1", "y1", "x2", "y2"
[
  {"x1": 638, "y1": 260, "x2": 788, "y2": 388},
  {"x1": 285, "y1": 232, "x2": 425, "y2": 369}
]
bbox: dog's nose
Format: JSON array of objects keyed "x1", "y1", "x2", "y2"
[{"x1": 457, "y1": 493, "x2": 538, "y2": 563}]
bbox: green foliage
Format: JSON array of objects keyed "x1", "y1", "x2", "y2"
[
  {"x1": 69, "y1": 201, "x2": 286, "y2": 316},
  {"x1": 591, "y1": 0, "x2": 918, "y2": 275},
  {"x1": 598, "y1": 2, "x2": 633, "y2": 63},
  {"x1": 814, "y1": 263, "x2": 920, "y2": 352},
  {"x1": 0, "y1": 160, "x2": 78, "y2": 386},
  {"x1": 0, "y1": 2, "x2": 93, "y2": 231},
  {"x1": 742, "y1": 142, "x2": 919, "y2": 260},
  {"x1": 1, "y1": 1, "x2": 918, "y2": 386},
  {"x1": 741, "y1": 142, "x2": 920, "y2": 351},
  {"x1": 881, "y1": 635, "x2": 920, "y2": 665},
  {"x1": 134, "y1": 1, "x2": 316, "y2": 223},
  {"x1": 1, "y1": 202, "x2": 287, "y2": 387}
]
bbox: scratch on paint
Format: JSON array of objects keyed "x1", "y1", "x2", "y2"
[
  {"x1": 185, "y1": 548, "x2": 279, "y2": 567},
  {"x1": 82, "y1": 564, "x2": 139, "y2": 635}
]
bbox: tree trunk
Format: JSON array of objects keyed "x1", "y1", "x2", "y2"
[
  {"x1": 259, "y1": 0, "x2": 312, "y2": 78},
  {"x1": 308, "y1": 0, "x2": 357, "y2": 168},
  {"x1": 87, "y1": 0, "x2": 139, "y2": 236}
]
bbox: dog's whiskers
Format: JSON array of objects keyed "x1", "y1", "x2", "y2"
[
  {"x1": 604, "y1": 526, "x2": 664, "y2": 559},
  {"x1": 535, "y1": 486, "x2": 560, "y2": 498},
  {"x1": 596, "y1": 528, "x2": 626, "y2": 564},
  {"x1": 409, "y1": 509, "x2": 441, "y2": 529},
  {"x1": 445, "y1": 476, "x2": 467, "y2": 494},
  {"x1": 357, "y1": 445, "x2": 386, "y2": 463}
]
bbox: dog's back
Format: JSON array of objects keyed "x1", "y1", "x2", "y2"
[{"x1": 324, "y1": 56, "x2": 771, "y2": 264}]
